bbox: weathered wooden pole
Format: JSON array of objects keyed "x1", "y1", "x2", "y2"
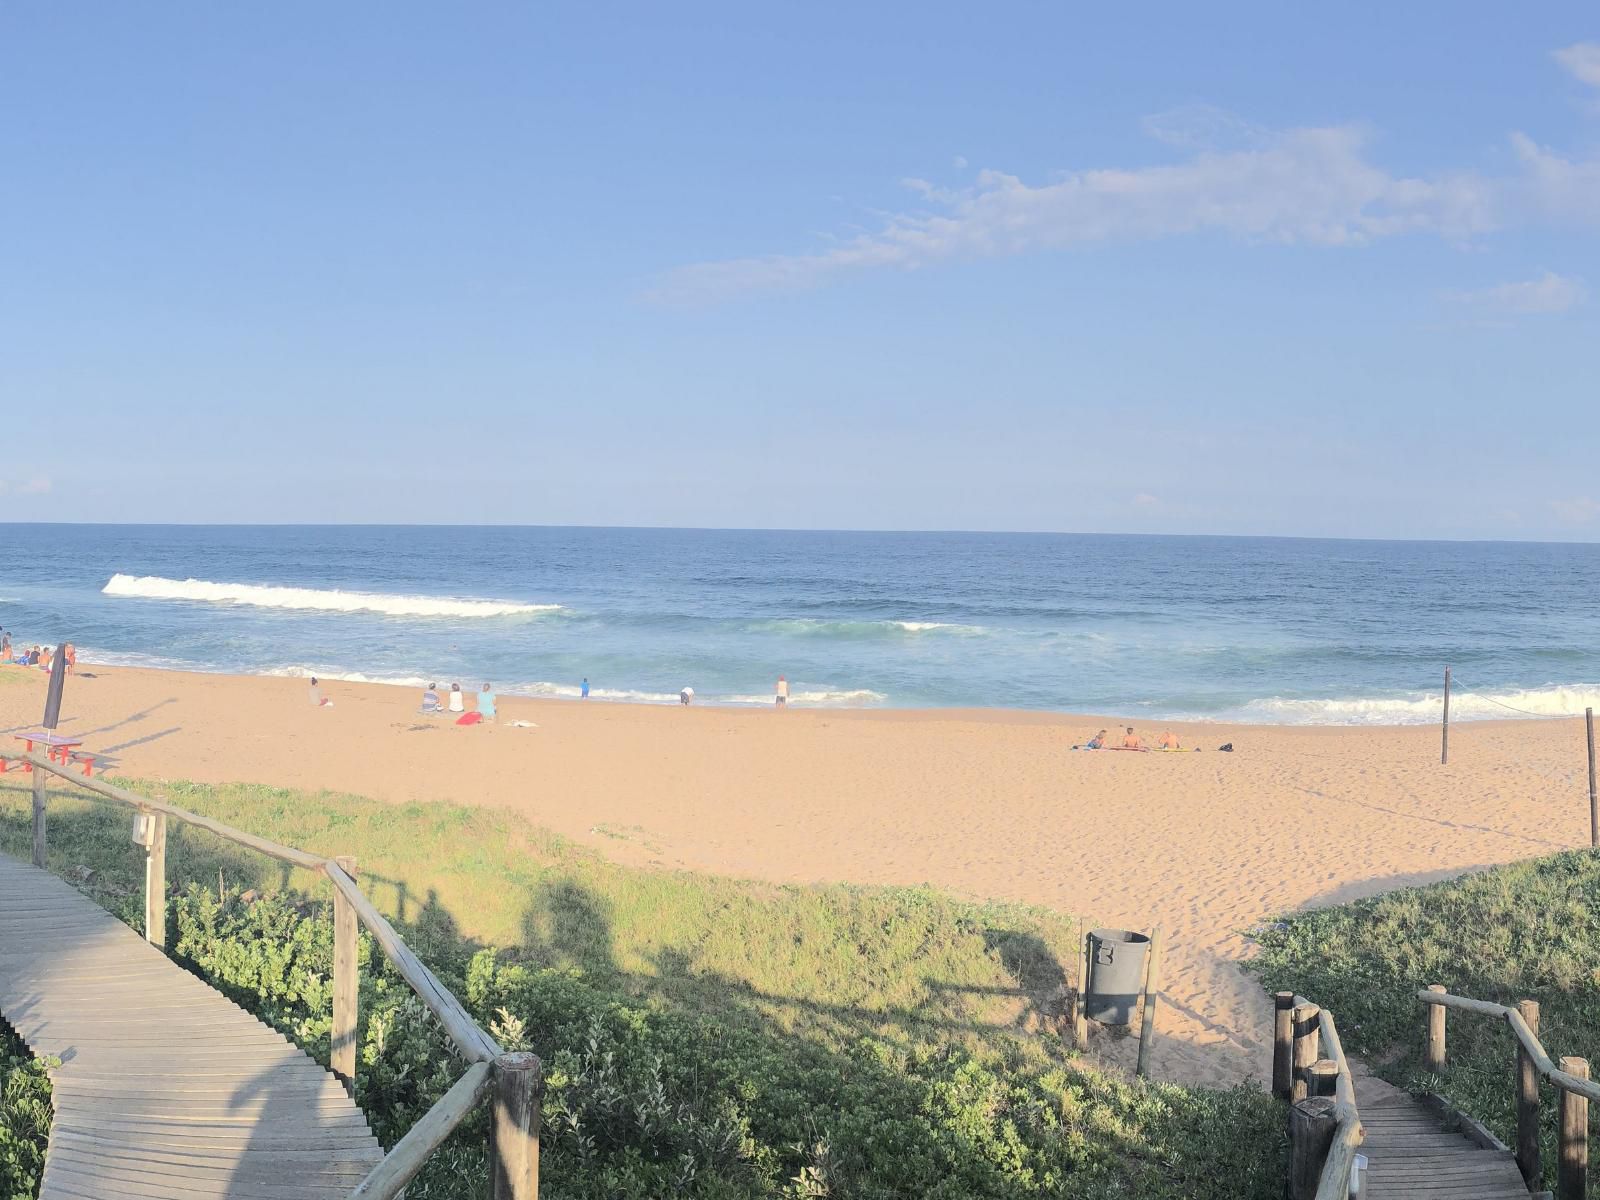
[
  {"x1": 1073, "y1": 927, "x2": 1090, "y2": 1051},
  {"x1": 1309, "y1": 1059, "x2": 1339, "y2": 1098},
  {"x1": 492, "y1": 1052, "x2": 543, "y2": 1200},
  {"x1": 1560, "y1": 1057, "x2": 1589, "y2": 1200},
  {"x1": 1289, "y1": 1096, "x2": 1338, "y2": 1200},
  {"x1": 1272, "y1": 991, "x2": 1295, "y2": 1099},
  {"x1": 332, "y1": 855, "x2": 360, "y2": 1092},
  {"x1": 1135, "y1": 924, "x2": 1162, "y2": 1078},
  {"x1": 1291, "y1": 1002, "x2": 1321, "y2": 1104},
  {"x1": 1424, "y1": 985, "x2": 1448, "y2": 1073},
  {"x1": 1517, "y1": 999, "x2": 1542, "y2": 1189},
  {"x1": 144, "y1": 812, "x2": 167, "y2": 947},
  {"x1": 30, "y1": 767, "x2": 46, "y2": 867},
  {"x1": 1587, "y1": 708, "x2": 1597, "y2": 850},
  {"x1": 1441, "y1": 665, "x2": 1451, "y2": 765}
]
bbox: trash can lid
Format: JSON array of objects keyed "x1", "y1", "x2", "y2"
[{"x1": 1088, "y1": 928, "x2": 1150, "y2": 944}]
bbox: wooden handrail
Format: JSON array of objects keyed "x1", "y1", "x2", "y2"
[
  {"x1": 1418, "y1": 988, "x2": 1600, "y2": 1105},
  {"x1": 5, "y1": 750, "x2": 533, "y2": 1197},
  {"x1": 1281, "y1": 994, "x2": 1363, "y2": 1200}
]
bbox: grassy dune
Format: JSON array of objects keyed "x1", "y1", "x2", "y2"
[{"x1": 2, "y1": 776, "x2": 1286, "y2": 1198}]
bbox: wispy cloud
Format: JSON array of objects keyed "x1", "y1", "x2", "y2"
[
  {"x1": 1554, "y1": 42, "x2": 1600, "y2": 88},
  {"x1": 650, "y1": 124, "x2": 1499, "y2": 302},
  {"x1": 1445, "y1": 271, "x2": 1587, "y2": 315},
  {"x1": 0, "y1": 477, "x2": 52, "y2": 496},
  {"x1": 1552, "y1": 496, "x2": 1600, "y2": 524}
]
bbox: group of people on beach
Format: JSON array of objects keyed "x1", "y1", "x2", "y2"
[
  {"x1": 1082, "y1": 726, "x2": 1181, "y2": 751},
  {"x1": 1, "y1": 632, "x2": 75, "y2": 674},
  {"x1": 419, "y1": 681, "x2": 496, "y2": 720}
]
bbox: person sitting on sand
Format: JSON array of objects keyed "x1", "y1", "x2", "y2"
[
  {"x1": 1085, "y1": 729, "x2": 1108, "y2": 749},
  {"x1": 421, "y1": 683, "x2": 441, "y2": 713},
  {"x1": 1121, "y1": 726, "x2": 1144, "y2": 750},
  {"x1": 478, "y1": 682, "x2": 496, "y2": 720},
  {"x1": 309, "y1": 677, "x2": 333, "y2": 707},
  {"x1": 1158, "y1": 730, "x2": 1180, "y2": 750},
  {"x1": 448, "y1": 682, "x2": 464, "y2": 712}
]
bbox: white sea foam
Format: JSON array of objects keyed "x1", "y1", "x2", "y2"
[
  {"x1": 748, "y1": 618, "x2": 985, "y2": 638},
  {"x1": 717, "y1": 689, "x2": 887, "y2": 706},
  {"x1": 1228, "y1": 684, "x2": 1600, "y2": 726},
  {"x1": 264, "y1": 665, "x2": 435, "y2": 689},
  {"x1": 103, "y1": 574, "x2": 560, "y2": 619}
]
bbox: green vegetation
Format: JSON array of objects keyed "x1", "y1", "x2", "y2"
[
  {"x1": 1251, "y1": 849, "x2": 1600, "y2": 1191},
  {"x1": 2, "y1": 777, "x2": 1286, "y2": 1198},
  {"x1": 0, "y1": 1025, "x2": 50, "y2": 1200}
]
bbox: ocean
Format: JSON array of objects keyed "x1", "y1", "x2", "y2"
[{"x1": 1, "y1": 524, "x2": 1597, "y2": 724}]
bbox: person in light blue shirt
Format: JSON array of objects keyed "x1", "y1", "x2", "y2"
[
  {"x1": 478, "y1": 683, "x2": 496, "y2": 720},
  {"x1": 581, "y1": 677, "x2": 589, "y2": 699}
]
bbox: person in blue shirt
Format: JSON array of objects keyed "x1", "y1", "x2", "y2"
[
  {"x1": 580, "y1": 677, "x2": 590, "y2": 699},
  {"x1": 478, "y1": 683, "x2": 496, "y2": 720},
  {"x1": 420, "y1": 683, "x2": 441, "y2": 713}
]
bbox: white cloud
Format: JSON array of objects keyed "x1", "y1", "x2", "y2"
[
  {"x1": 650, "y1": 124, "x2": 1499, "y2": 302},
  {"x1": 1446, "y1": 271, "x2": 1587, "y2": 314},
  {"x1": 1132, "y1": 492, "x2": 1161, "y2": 509},
  {"x1": 952, "y1": 155, "x2": 968, "y2": 169},
  {"x1": 1552, "y1": 496, "x2": 1600, "y2": 524},
  {"x1": 1554, "y1": 42, "x2": 1600, "y2": 88},
  {"x1": 1510, "y1": 132, "x2": 1600, "y2": 224},
  {"x1": 0, "y1": 477, "x2": 51, "y2": 496}
]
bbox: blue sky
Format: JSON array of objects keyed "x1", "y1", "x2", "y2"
[{"x1": 2, "y1": 3, "x2": 1597, "y2": 538}]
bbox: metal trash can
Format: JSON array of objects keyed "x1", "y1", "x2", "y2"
[{"x1": 1084, "y1": 928, "x2": 1150, "y2": 1025}]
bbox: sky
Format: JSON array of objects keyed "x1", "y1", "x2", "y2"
[{"x1": 1, "y1": 3, "x2": 1597, "y2": 539}]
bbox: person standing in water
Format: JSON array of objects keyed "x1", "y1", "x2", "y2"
[
  {"x1": 680, "y1": 686, "x2": 693, "y2": 706},
  {"x1": 581, "y1": 677, "x2": 590, "y2": 699},
  {"x1": 775, "y1": 675, "x2": 789, "y2": 707}
]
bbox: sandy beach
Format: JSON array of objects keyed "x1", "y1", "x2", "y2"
[{"x1": 2, "y1": 662, "x2": 1592, "y2": 1090}]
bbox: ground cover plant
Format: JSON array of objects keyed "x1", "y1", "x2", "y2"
[
  {"x1": 1250, "y1": 849, "x2": 1600, "y2": 1192},
  {"x1": 0, "y1": 1024, "x2": 50, "y2": 1200},
  {"x1": 1, "y1": 776, "x2": 1286, "y2": 1198}
]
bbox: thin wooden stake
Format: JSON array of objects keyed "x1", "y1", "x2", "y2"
[
  {"x1": 144, "y1": 812, "x2": 167, "y2": 947},
  {"x1": 332, "y1": 854, "x2": 360, "y2": 1092},
  {"x1": 1135, "y1": 924, "x2": 1162, "y2": 1078},
  {"x1": 1272, "y1": 991, "x2": 1295, "y2": 1099},
  {"x1": 1517, "y1": 999, "x2": 1542, "y2": 1189},
  {"x1": 1441, "y1": 665, "x2": 1451, "y2": 765},
  {"x1": 1560, "y1": 1056, "x2": 1589, "y2": 1200},
  {"x1": 31, "y1": 767, "x2": 46, "y2": 868},
  {"x1": 1074, "y1": 926, "x2": 1090, "y2": 1051},
  {"x1": 1587, "y1": 708, "x2": 1597, "y2": 850},
  {"x1": 1424, "y1": 984, "x2": 1447, "y2": 1073}
]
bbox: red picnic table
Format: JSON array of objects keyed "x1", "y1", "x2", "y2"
[{"x1": 4, "y1": 731, "x2": 96, "y2": 777}]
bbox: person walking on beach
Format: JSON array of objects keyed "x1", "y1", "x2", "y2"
[
  {"x1": 581, "y1": 677, "x2": 590, "y2": 699},
  {"x1": 680, "y1": 686, "x2": 693, "y2": 706},
  {"x1": 448, "y1": 683, "x2": 464, "y2": 712},
  {"x1": 478, "y1": 683, "x2": 496, "y2": 721},
  {"x1": 775, "y1": 675, "x2": 789, "y2": 707},
  {"x1": 63, "y1": 643, "x2": 76, "y2": 675}
]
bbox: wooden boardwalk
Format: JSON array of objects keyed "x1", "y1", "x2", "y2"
[
  {"x1": 0, "y1": 853, "x2": 384, "y2": 1199},
  {"x1": 1355, "y1": 1076, "x2": 1533, "y2": 1200}
]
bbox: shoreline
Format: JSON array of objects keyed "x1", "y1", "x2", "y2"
[{"x1": 3, "y1": 658, "x2": 1593, "y2": 1089}]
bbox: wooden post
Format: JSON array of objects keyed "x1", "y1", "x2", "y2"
[
  {"x1": 1309, "y1": 1059, "x2": 1339, "y2": 1098},
  {"x1": 1424, "y1": 985, "x2": 1447, "y2": 1073},
  {"x1": 1587, "y1": 708, "x2": 1597, "y2": 850},
  {"x1": 492, "y1": 1051, "x2": 543, "y2": 1200},
  {"x1": 1073, "y1": 928, "x2": 1090, "y2": 1051},
  {"x1": 144, "y1": 812, "x2": 167, "y2": 947},
  {"x1": 1135, "y1": 924, "x2": 1162, "y2": 1078},
  {"x1": 1289, "y1": 1096, "x2": 1338, "y2": 1200},
  {"x1": 30, "y1": 768, "x2": 46, "y2": 867},
  {"x1": 1442, "y1": 665, "x2": 1451, "y2": 765},
  {"x1": 1291, "y1": 1002, "x2": 1321, "y2": 1104},
  {"x1": 1560, "y1": 1057, "x2": 1589, "y2": 1200},
  {"x1": 1517, "y1": 999, "x2": 1542, "y2": 1190},
  {"x1": 332, "y1": 855, "x2": 359, "y2": 1092},
  {"x1": 1273, "y1": 992, "x2": 1295, "y2": 1099}
]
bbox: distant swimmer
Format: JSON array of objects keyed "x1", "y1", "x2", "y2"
[
  {"x1": 1158, "y1": 730, "x2": 1180, "y2": 750},
  {"x1": 1084, "y1": 729, "x2": 1108, "y2": 749},
  {"x1": 1121, "y1": 726, "x2": 1144, "y2": 750},
  {"x1": 776, "y1": 675, "x2": 789, "y2": 707},
  {"x1": 581, "y1": 677, "x2": 590, "y2": 699},
  {"x1": 680, "y1": 686, "x2": 694, "y2": 706},
  {"x1": 448, "y1": 682, "x2": 464, "y2": 713}
]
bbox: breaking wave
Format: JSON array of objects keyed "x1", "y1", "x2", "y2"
[
  {"x1": 103, "y1": 574, "x2": 559, "y2": 619},
  {"x1": 1229, "y1": 684, "x2": 1600, "y2": 726}
]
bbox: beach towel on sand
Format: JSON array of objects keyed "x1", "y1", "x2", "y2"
[{"x1": 456, "y1": 712, "x2": 484, "y2": 725}]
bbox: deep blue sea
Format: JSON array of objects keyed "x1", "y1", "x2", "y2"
[{"x1": 1, "y1": 524, "x2": 1598, "y2": 723}]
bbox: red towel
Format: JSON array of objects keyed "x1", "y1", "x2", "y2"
[{"x1": 456, "y1": 712, "x2": 483, "y2": 725}]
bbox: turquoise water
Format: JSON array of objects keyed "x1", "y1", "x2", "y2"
[{"x1": 2, "y1": 524, "x2": 1597, "y2": 722}]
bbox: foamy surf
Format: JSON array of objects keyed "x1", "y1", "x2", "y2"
[
  {"x1": 746, "y1": 618, "x2": 985, "y2": 638},
  {"x1": 103, "y1": 574, "x2": 560, "y2": 619},
  {"x1": 1228, "y1": 684, "x2": 1600, "y2": 725}
]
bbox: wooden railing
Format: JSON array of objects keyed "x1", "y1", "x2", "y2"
[
  {"x1": 1421, "y1": 984, "x2": 1595, "y2": 1199},
  {"x1": 1271, "y1": 991, "x2": 1364, "y2": 1200},
  {"x1": 5, "y1": 750, "x2": 540, "y2": 1200}
]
